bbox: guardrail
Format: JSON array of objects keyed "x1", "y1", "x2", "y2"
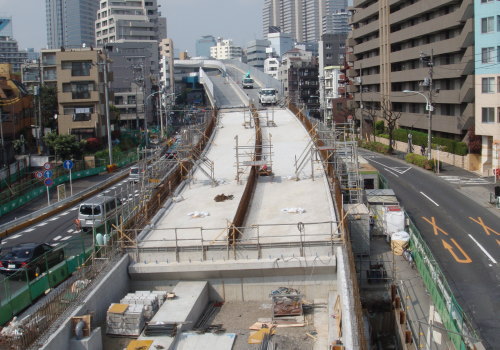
[{"x1": 0, "y1": 166, "x2": 130, "y2": 240}]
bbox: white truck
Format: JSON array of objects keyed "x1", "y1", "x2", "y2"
[{"x1": 259, "y1": 88, "x2": 278, "y2": 106}]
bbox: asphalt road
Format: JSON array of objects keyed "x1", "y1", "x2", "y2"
[{"x1": 361, "y1": 150, "x2": 500, "y2": 348}]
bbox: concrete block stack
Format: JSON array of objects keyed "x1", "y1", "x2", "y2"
[
  {"x1": 120, "y1": 291, "x2": 161, "y2": 321},
  {"x1": 106, "y1": 303, "x2": 145, "y2": 337}
]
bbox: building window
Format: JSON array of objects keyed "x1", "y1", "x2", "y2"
[
  {"x1": 482, "y1": 47, "x2": 495, "y2": 63},
  {"x1": 481, "y1": 17, "x2": 494, "y2": 33},
  {"x1": 482, "y1": 107, "x2": 495, "y2": 123},
  {"x1": 62, "y1": 81, "x2": 94, "y2": 99},
  {"x1": 482, "y1": 77, "x2": 495, "y2": 93}
]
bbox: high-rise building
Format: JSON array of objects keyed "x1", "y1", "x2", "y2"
[
  {"x1": 474, "y1": 0, "x2": 500, "y2": 175},
  {"x1": 0, "y1": 17, "x2": 28, "y2": 72},
  {"x1": 45, "y1": 0, "x2": 99, "y2": 49},
  {"x1": 195, "y1": 35, "x2": 216, "y2": 58},
  {"x1": 322, "y1": 9, "x2": 350, "y2": 34},
  {"x1": 95, "y1": 0, "x2": 166, "y2": 45},
  {"x1": 263, "y1": 0, "x2": 348, "y2": 42},
  {"x1": 347, "y1": 0, "x2": 475, "y2": 141}
]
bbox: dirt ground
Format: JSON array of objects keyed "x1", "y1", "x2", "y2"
[{"x1": 211, "y1": 301, "x2": 318, "y2": 350}]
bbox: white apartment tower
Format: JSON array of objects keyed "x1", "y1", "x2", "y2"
[{"x1": 95, "y1": 0, "x2": 166, "y2": 45}]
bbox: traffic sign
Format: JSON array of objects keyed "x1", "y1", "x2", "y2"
[
  {"x1": 63, "y1": 160, "x2": 74, "y2": 170},
  {"x1": 44, "y1": 178, "x2": 53, "y2": 186},
  {"x1": 44, "y1": 170, "x2": 53, "y2": 178},
  {"x1": 43, "y1": 162, "x2": 52, "y2": 170},
  {"x1": 35, "y1": 171, "x2": 43, "y2": 179}
]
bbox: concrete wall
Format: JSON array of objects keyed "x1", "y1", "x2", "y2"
[
  {"x1": 41, "y1": 255, "x2": 131, "y2": 350},
  {"x1": 129, "y1": 257, "x2": 338, "y2": 302}
]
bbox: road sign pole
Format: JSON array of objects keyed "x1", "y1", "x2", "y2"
[
  {"x1": 69, "y1": 168, "x2": 73, "y2": 197},
  {"x1": 46, "y1": 185, "x2": 50, "y2": 206}
]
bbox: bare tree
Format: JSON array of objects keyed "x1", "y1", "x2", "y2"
[
  {"x1": 380, "y1": 98, "x2": 402, "y2": 154},
  {"x1": 362, "y1": 100, "x2": 378, "y2": 142}
]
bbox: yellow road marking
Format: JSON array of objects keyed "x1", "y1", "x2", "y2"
[
  {"x1": 442, "y1": 238, "x2": 472, "y2": 263},
  {"x1": 468, "y1": 217, "x2": 499, "y2": 236},
  {"x1": 421, "y1": 216, "x2": 449, "y2": 236}
]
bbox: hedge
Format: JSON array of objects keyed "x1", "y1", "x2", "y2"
[
  {"x1": 380, "y1": 128, "x2": 468, "y2": 156},
  {"x1": 360, "y1": 141, "x2": 390, "y2": 154},
  {"x1": 405, "y1": 153, "x2": 438, "y2": 171}
]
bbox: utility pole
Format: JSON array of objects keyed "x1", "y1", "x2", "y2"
[
  {"x1": 37, "y1": 58, "x2": 43, "y2": 154},
  {"x1": 102, "y1": 48, "x2": 113, "y2": 165},
  {"x1": 421, "y1": 49, "x2": 434, "y2": 160},
  {"x1": 359, "y1": 64, "x2": 363, "y2": 141}
]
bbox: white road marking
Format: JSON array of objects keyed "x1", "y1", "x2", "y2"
[
  {"x1": 67, "y1": 229, "x2": 74, "y2": 233},
  {"x1": 135, "y1": 194, "x2": 139, "y2": 197},
  {"x1": 70, "y1": 207, "x2": 78, "y2": 211},
  {"x1": 60, "y1": 236, "x2": 71, "y2": 241},
  {"x1": 384, "y1": 167, "x2": 399, "y2": 177},
  {"x1": 22, "y1": 228, "x2": 35, "y2": 233},
  {"x1": 104, "y1": 190, "x2": 110, "y2": 193},
  {"x1": 36, "y1": 222, "x2": 48, "y2": 227},
  {"x1": 419, "y1": 191, "x2": 439, "y2": 206},
  {"x1": 1, "y1": 241, "x2": 7, "y2": 245},
  {"x1": 468, "y1": 234, "x2": 497, "y2": 265},
  {"x1": 134, "y1": 190, "x2": 139, "y2": 193},
  {"x1": 48, "y1": 217, "x2": 59, "y2": 221},
  {"x1": 110, "y1": 186, "x2": 116, "y2": 190},
  {"x1": 60, "y1": 211, "x2": 71, "y2": 216},
  {"x1": 9, "y1": 234, "x2": 21, "y2": 239},
  {"x1": 53, "y1": 235, "x2": 62, "y2": 241}
]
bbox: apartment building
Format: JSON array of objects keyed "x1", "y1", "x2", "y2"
[
  {"x1": 0, "y1": 17, "x2": 28, "y2": 73},
  {"x1": 264, "y1": 57, "x2": 280, "y2": 79},
  {"x1": 95, "y1": 0, "x2": 166, "y2": 46},
  {"x1": 347, "y1": 0, "x2": 474, "y2": 140},
  {"x1": 209, "y1": 38, "x2": 242, "y2": 60},
  {"x1": 279, "y1": 48, "x2": 319, "y2": 117},
  {"x1": 45, "y1": 0, "x2": 99, "y2": 49},
  {"x1": 51, "y1": 48, "x2": 109, "y2": 140},
  {"x1": 474, "y1": 0, "x2": 500, "y2": 175}
]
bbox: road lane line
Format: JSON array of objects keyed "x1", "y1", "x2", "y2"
[
  {"x1": 67, "y1": 229, "x2": 74, "y2": 233},
  {"x1": 53, "y1": 235, "x2": 62, "y2": 241},
  {"x1": 9, "y1": 234, "x2": 21, "y2": 239},
  {"x1": 468, "y1": 234, "x2": 497, "y2": 264},
  {"x1": 420, "y1": 192, "x2": 439, "y2": 206},
  {"x1": 383, "y1": 167, "x2": 399, "y2": 177},
  {"x1": 60, "y1": 236, "x2": 71, "y2": 241},
  {"x1": 48, "y1": 217, "x2": 59, "y2": 221},
  {"x1": 23, "y1": 228, "x2": 35, "y2": 233},
  {"x1": 37, "y1": 222, "x2": 48, "y2": 227},
  {"x1": 60, "y1": 211, "x2": 70, "y2": 216}
]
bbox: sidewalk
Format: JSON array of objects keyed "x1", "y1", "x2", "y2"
[{"x1": 0, "y1": 171, "x2": 118, "y2": 226}]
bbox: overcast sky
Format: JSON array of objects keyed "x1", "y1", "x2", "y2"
[{"x1": 0, "y1": 0, "x2": 264, "y2": 53}]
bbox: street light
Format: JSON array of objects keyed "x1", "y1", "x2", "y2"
[{"x1": 403, "y1": 90, "x2": 433, "y2": 160}]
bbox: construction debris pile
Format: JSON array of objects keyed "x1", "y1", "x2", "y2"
[
  {"x1": 214, "y1": 194, "x2": 234, "y2": 202},
  {"x1": 271, "y1": 287, "x2": 303, "y2": 317}
]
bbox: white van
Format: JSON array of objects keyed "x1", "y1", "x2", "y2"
[{"x1": 77, "y1": 196, "x2": 122, "y2": 232}]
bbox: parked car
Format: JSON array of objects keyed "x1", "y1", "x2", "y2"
[{"x1": 0, "y1": 242, "x2": 65, "y2": 278}]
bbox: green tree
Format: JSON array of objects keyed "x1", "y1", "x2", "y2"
[
  {"x1": 43, "y1": 133, "x2": 85, "y2": 160},
  {"x1": 40, "y1": 85, "x2": 58, "y2": 129}
]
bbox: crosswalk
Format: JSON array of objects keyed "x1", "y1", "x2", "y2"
[{"x1": 439, "y1": 175, "x2": 492, "y2": 186}]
